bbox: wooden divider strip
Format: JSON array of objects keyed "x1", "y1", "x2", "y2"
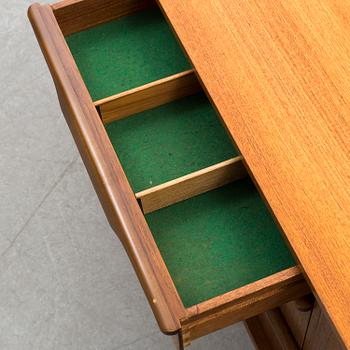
[
  {"x1": 136, "y1": 156, "x2": 246, "y2": 214},
  {"x1": 52, "y1": 0, "x2": 155, "y2": 36},
  {"x1": 95, "y1": 69, "x2": 200, "y2": 124}
]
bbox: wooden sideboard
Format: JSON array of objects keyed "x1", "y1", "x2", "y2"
[{"x1": 28, "y1": 0, "x2": 349, "y2": 348}]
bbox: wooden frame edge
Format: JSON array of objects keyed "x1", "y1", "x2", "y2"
[
  {"x1": 28, "y1": 2, "x2": 185, "y2": 333},
  {"x1": 51, "y1": 0, "x2": 156, "y2": 36},
  {"x1": 181, "y1": 266, "x2": 309, "y2": 345},
  {"x1": 95, "y1": 69, "x2": 200, "y2": 124},
  {"x1": 136, "y1": 156, "x2": 246, "y2": 214}
]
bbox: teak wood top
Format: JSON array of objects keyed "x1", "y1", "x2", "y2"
[{"x1": 157, "y1": 0, "x2": 350, "y2": 347}]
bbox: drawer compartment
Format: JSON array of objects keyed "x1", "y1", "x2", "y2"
[
  {"x1": 65, "y1": 6, "x2": 191, "y2": 101},
  {"x1": 28, "y1": 1, "x2": 309, "y2": 348},
  {"x1": 100, "y1": 91, "x2": 307, "y2": 345},
  {"x1": 105, "y1": 93, "x2": 237, "y2": 192},
  {"x1": 146, "y1": 179, "x2": 295, "y2": 309}
]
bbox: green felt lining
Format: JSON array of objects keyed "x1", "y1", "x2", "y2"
[
  {"x1": 66, "y1": 8, "x2": 191, "y2": 101},
  {"x1": 105, "y1": 94, "x2": 237, "y2": 192},
  {"x1": 146, "y1": 179, "x2": 295, "y2": 307}
]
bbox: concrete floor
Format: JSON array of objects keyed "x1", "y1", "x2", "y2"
[{"x1": 0, "y1": 1, "x2": 256, "y2": 349}]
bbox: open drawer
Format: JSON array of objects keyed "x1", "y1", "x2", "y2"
[{"x1": 28, "y1": 0, "x2": 309, "y2": 348}]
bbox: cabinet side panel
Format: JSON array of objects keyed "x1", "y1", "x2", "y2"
[{"x1": 303, "y1": 303, "x2": 345, "y2": 350}]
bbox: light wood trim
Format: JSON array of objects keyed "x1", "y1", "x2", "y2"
[
  {"x1": 52, "y1": 0, "x2": 155, "y2": 36},
  {"x1": 246, "y1": 309, "x2": 299, "y2": 350},
  {"x1": 136, "y1": 156, "x2": 246, "y2": 214},
  {"x1": 95, "y1": 70, "x2": 200, "y2": 124},
  {"x1": 181, "y1": 267, "x2": 309, "y2": 345}
]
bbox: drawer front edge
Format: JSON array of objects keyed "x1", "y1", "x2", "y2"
[{"x1": 28, "y1": 2, "x2": 185, "y2": 334}]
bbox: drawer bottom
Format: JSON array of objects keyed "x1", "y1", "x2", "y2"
[{"x1": 146, "y1": 179, "x2": 296, "y2": 308}]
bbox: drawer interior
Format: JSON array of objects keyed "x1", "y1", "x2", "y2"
[
  {"x1": 66, "y1": 7, "x2": 190, "y2": 101},
  {"x1": 105, "y1": 93, "x2": 237, "y2": 192},
  {"x1": 146, "y1": 179, "x2": 295, "y2": 308},
  {"x1": 63, "y1": 1, "x2": 300, "y2": 338}
]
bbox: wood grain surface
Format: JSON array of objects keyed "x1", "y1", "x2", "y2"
[
  {"x1": 136, "y1": 156, "x2": 246, "y2": 214},
  {"x1": 28, "y1": 3, "x2": 186, "y2": 334},
  {"x1": 52, "y1": 0, "x2": 155, "y2": 35},
  {"x1": 95, "y1": 70, "x2": 200, "y2": 123},
  {"x1": 28, "y1": 2, "x2": 306, "y2": 343},
  {"x1": 181, "y1": 267, "x2": 308, "y2": 345},
  {"x1": 157, "y1": 0, "x2": 350, "y2": 347}
]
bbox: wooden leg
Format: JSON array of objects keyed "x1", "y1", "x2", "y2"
[
  {"x1": 171, "y1": 332, "x2": 185, "y2": 350},
  {"x1": 246, "y1": 308, "x2": 299, "y2": 350}
]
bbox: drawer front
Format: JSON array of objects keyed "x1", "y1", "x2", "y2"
[
  {"x1": 28, "y1": 0, "x2": 309, "y2": 348},
  {"x1": 181, "y1": 271, "x2": 308, "y2": 346}
]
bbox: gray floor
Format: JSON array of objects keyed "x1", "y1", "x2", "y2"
[{"x1": 0, "y1": 1, "x2": 256, "y2": 349}]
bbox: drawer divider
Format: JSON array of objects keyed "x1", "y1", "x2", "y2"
[
  {"x1": 95, "y1": 69, "x2": 200, "y2": 124},
  {"x1": 136, "y1": 156, "x2": 246, "y2": 214}
]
